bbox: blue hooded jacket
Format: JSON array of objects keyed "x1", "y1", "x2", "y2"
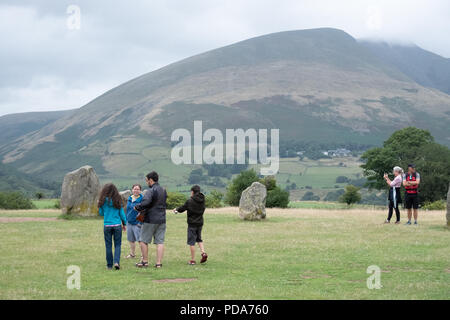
[
  {"x1": 99, "y1": 198, "x2": 127, "y2": 226},
  {"x1": 126, "y1": 194, "x2": 143, "y2": 225}
]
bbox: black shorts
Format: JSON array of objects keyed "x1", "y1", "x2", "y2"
[
  {"x1": 187, "y1": 225, "x2": 203, "y2": 246},
  {"x1": 405, "y1": 193, "x2": 419, "y2": 209}
]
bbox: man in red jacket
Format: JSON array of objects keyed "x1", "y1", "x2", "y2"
[{"x1": 403, "y1": 164, "x2": 421, "y2": 225}]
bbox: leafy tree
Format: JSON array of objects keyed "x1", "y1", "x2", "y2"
[
  {"x1": 0, "y1": 192, "x2": 35, "y2": 209},
  {"x1": 301, "y1": 191, "x2": 320, "y2": 201},
  {"x1": 339, "y1": 185, "x2": 361, "y2": 206},
  {"x1": 35, "y1": 192, "x2": 44, "y2": 200},
  {"x1": 324, "y1": 189, "x2": 345, "y2": 202},
  {"x1": 166, "y1": 192, "x2": 187, "y2": 209},
  {"x1": 266, "y1": 186, "x2": 290, "y2": 208},
  {"x1": 361, "y1": 127, "x2": 450, "y2": 202},
  {"x1": 225, "y1": 169, "x2": 259, "y2": 206},
  {"x1": 259, "y1": 176, "x2": 277, "y2": 191},
  {"x1": 205, "y1": 190, "x2": 224, "y2": 208},
  {"x1": 188, "y1": 168, "x2": 204, "y2": 184},
  {"x1": 225, "y1": 170, "x2": 290, "y2": 207}
]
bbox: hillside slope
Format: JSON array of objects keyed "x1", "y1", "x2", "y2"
[
  {"x1": 1, "y1": 28, "x2": 449, "y2": 184},
  {"x1": 360, "y1": 41, "x2": 450, "y2": 95}
]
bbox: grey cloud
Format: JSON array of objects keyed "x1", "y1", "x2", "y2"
[{"x1": 0, "y1": 0, "x2": 449, "y2": 116}]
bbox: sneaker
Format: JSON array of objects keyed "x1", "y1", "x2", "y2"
[
  {"x1": 414, "y1": 221, "x2": 418, "y2": 225},
  {"x1": 188, "y1": 260, "x2": 196, "y2": 265},
  {"x1": 405, "y1": 221, "x2": 412, "y2": 225},
  {"x1": 395, "y1": 221, "x2": 401, "y2": 224},
  {"x1": 114, "y1": 263, "x2": 120, "y2": 270},
  {"x1": 384, "y1": 220, "x2": 390, "y2": 224},
  {"x1": 200, "y1": 253, "x2": 208, "y2": 264}
]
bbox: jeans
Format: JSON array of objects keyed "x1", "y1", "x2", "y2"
[{"x1": 104, "y1": 225, "x2": 122, "y2": 268}]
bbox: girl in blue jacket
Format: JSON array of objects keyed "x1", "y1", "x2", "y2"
[{"x1": 98, "y1": 183, "x2": 127, "y2": 270}]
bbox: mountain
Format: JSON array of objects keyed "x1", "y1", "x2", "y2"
[
  {"x1": 0, "y1": 109, "x2": 74, "y2": 143},
  {"x1": 1, "y1": 28, "x2": 449, "y2": 186},
  {"x1": 0, "y1": 162, "x2": 59, "y2": 197},
  {"x1": 360, "y1": 41, "x2": 450, "y2": 95}
]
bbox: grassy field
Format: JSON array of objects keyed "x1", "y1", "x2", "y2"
[
  {"x1": 0, "y1": 207, "x2": 448, "y2": 299},
  {"x1": 288, "y1": 201, "x2": 382, "y2": 210},
  {"x1": 32, "y1": 199, "x2": 59, "y2": 209}
]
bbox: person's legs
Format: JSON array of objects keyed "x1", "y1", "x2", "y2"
[
  {"x1": 407, "y1": 209, "x2": 412, "y2": 221},
  {"x1": 140, "y1": 242, "x2": 149, "y2": 262},
  {"x1": 154, "y1": 223, "x2": 166, "y2": 266},
  {"x1": 113, "y1": 226, "x2": 122, "y2": 266},
  {"x1": 387, "y1": 201, "x2": 394, "y2": 222},
  {"x1": 129, "y1": 241, "x2": 136, "y2": 255},
  {"x1": 198, "y1": 241, "x2": 205, "y2": 253},
  {"x1": 104, "y1": 227, "x2": 113, "y2": 268},
  {"x1": 413, "y1": 196, "x2": 419, "y2": 223},
  {"x1": 156, "y1": 244, "x2": 164, "y2": 265},
  {"x1": 395, "y1": 207, "x2": 401, "y2": 223},
  {"x1": 126, "y1": 223, "x2": 136, "y2": 256},
  {"x1": 189, "y1": 245, "x2": 196, "y2": 261}
]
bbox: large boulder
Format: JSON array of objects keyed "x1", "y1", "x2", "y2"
[
  {"x1": 447, "y1": 182, "x2": 450, "y2": 227},
  {"x1": 61, "y1": 166, "x2": 101, "y2": 216},
  {"x1": 120, "y1": 190, "x2": 132, "y2": 208},
  {"x1": 239, "y1": 182, "x2": 267, "y2": 221}
]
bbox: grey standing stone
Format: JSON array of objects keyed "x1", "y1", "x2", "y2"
[
  {"x1": 60, "y1": 166, "x2": 101, "y2": 216},
  {"x1": 239, "y1": 182, "x2": 267, "y2": 221},
  {"x1": 120, "y1": 190, "x2": 132, "y2": 208}
]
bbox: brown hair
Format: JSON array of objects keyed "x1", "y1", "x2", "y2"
[
  {"x1": 132, "y1": 184, "x2": 142, "y2": 190},
  {"x1": 98, "y1": 183, "x2": 122, "y2": 209}
]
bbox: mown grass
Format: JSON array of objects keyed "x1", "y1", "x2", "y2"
[
  {"x1": 288, "y1": 201, "x2": 382, "y2": 210},
  {"x1": 0, "y1": 207, "x2": 448, "y2": 299},
  {"x1": 31, "y1": 199, "x2": 59, "y2": 209}
]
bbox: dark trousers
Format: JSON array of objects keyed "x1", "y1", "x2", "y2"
[
  {"x1": 104, "y1": 226, "x2": 122, "y2": 268},
  {"x1": 387, "y1": 200, "x2": 400, "y2": 222}
]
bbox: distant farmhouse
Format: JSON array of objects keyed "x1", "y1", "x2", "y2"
[{"x1": 323, "y1": 148, "x2": 352, "y2": 157}]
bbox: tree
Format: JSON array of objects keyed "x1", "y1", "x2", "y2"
[
  {"x1": 301, "y1": 191, "x2": 320, "y2": 201},
  {"x1": 0, "y1": 192, "x2": 35, "y2": 209},
  {"x1": 225, "y1": 169, "x2": 260, "y2": 206},
  {"x1": 225, "y1": 170, "x2": 290, "y2": 207},
  {"x1": 166, "y1": 192, "x2": 187, "y2": 209},
  {"x1": 205, "y1": 190, "x2": 224, "y2": 208},
  {"x1": 259, "y1": 175, "x2": 277, "y2": 191},
  {"x1": 361, "y1": 127, "x2": 450, "y2": 203},
  {"x1": 339, "y1": 185, "x2": 361, "y2": 206},
  {"x1": 266, "y1": 186, "x2": 290, "y2": 208},
  {"x1": 35, "y1": 192, "x2": 44, "y2": 200}
]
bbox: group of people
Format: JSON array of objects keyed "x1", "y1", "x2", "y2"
[
  {"x1": 98, "y1": 171, "x2": 208, "y2": 270},
  {"x1": 383, "y1": 164, "x2": 421, "y2": 225}
]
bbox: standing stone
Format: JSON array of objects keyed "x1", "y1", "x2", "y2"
[
  {"x1": 239, "y1": 182, "x2": 267, "y2": 221},
  {"x1": 447, "y1": 182, "x2": 450, "y2": 227},
  {"x1": 61, "y1": 166, "x2": 101, "y2": 216},
  {"x1": 120, "y1": 190, "x2": 132, "y2": 209}
]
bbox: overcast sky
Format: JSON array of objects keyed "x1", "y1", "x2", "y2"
[{"x1": 0, "y1": 0, "x2": 449, "y2": 116}]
